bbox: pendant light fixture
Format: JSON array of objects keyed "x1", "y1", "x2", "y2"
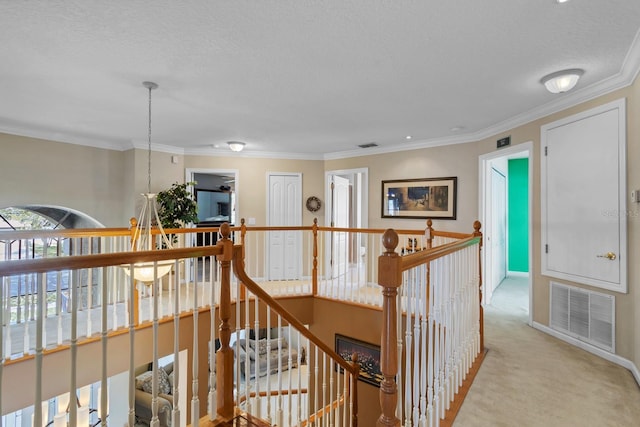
[{"x1": 123, "y1": 81, "x2": 174, "y2": 282}]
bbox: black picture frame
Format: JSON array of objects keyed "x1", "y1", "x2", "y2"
[
  {"x1": 381, "y1": 176, "x2": 457, "y2": 219},
  {"x1": 335, "y1": 334, "x2": 382, "y2": 387}
]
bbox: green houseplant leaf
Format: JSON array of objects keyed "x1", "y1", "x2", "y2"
[{"x1": 156, "y1": 182, "x2": 198, "y2": 243}]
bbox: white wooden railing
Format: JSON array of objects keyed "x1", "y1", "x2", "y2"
[
  {"x1": 375, "y1": 223, "x2": 484, "y2": 427},
  {"x1": 0, "y1": 220, "x2": 482, "y2": 427}
]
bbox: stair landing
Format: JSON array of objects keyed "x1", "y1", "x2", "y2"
[{"x1": 204, "y1": 411, "x2": 271, "y2": 427}]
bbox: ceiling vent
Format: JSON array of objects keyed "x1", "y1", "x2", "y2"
[{"x1": 358, "y1": 142, "x2": 378, "y2": 148}]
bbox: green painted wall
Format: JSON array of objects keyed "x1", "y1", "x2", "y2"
[{"x1": 508, "y1": 158, "x2": 529, "y2": 272}]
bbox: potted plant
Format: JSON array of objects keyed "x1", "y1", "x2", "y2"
[{"x1": 156, "y1": 181, "x2": 199, "y2": 245}]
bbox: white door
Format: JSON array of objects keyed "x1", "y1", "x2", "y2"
[
  {"x1": 491, "y1": 167, "x2": 507, "y2": 295},
  {"x1": 331, "y1": 175, "x2": 350, "y2": 278},
  {"x1": 267, "y1": 173, "x2": 302, "y2": 280},
  {"x1": 541, "y1": 99, "x2": 627, "y2": 292}
]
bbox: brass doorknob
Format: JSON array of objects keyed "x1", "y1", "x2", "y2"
[{"x1": 597, "y1": 252, "x2": 617, "y2": 260}]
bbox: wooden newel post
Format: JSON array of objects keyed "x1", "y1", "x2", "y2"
[
  {"x1": 377, "y1": 229, "x2": 402, "y2": 427},
  {"x1": 312, "y1": 218, "x2": 319, "y2": 295},
  {"x1": 473, "y1": 220, "x2": 484, "y2": 352},
  {"x1": 425, "y1": 219, "x2": 434, "y2": 250},
  {"x1": 216, "y1": 223, "x2": 235, "y2": 419},
  {"x1": 350, "y1": 353, "x2": 360, "y2": 427}
]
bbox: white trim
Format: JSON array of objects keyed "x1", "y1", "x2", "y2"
[
  {"x1": 324, "y1": 168, "x2": 369, "y2": 229},
  {"x1": 479, "y1": 142, "x2": 534, "y2": 326},
  {"x1": 185, "y1": 168, "x2": 240, "y2": 222},
  {"x1": 506, "y1": 271, "x2": 528, "y2": 278},
  {"x1": 532, "y1": 321, "x2": 640, "y2": 387}
]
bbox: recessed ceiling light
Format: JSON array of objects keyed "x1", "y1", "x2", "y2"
[
  {"x1": 540, "y1": 69, "x2": 584, "y2": 93},
  {"x1": 556, "y1": 0, "x2": 570, "y2": 3},
  {"x1": 405, "y1": 135, "x2": 412, "y2": 140}
]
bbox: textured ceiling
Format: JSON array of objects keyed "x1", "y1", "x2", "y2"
[{"x1": 1, "y1": 0, "x2": 639, "y2": 159}]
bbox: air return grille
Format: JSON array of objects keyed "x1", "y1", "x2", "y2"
[{"x1": 550, "y1": 282, "x2": 615, "y2": 352}]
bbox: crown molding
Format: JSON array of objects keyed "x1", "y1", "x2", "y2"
[
  {"x1": 0, "y1": 124, "x2": 127, "y2": 151},
  {"x1": 183, "y1": 146, "x2": 324, "y2": 161}
]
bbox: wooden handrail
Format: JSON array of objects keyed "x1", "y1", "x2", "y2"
[
  {"x1": 399, "y1": 236, "x2": 481, "y2": 272},
  {"x1": 212, "y1": 222, "x2": 359, "y2": 423},
  {"x1": 231, "y1": 244, "x2": 358, "y2": 376},
  {"x1": 0, "y1": 219, "x2": 472, "y2": 251},
  {"x1": 0, "y1": 246, "x2": 222, "y2": 276}
]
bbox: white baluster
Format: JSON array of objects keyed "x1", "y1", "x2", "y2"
[
  {"x1": 174, "y1": 259, "x2": 182, "y2": 427},
  {"x1": 191, "y1": 261, "x2": 200, "y2": 426}
]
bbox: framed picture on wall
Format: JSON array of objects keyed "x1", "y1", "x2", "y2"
[{"x1": 381, "y1": 177, "x2": 457, "y2": 219}]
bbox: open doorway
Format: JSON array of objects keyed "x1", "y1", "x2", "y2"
[
  {"x1": 479, "y1": 143, "x2": 533, "y2": 324},
  {"x1": 185, "y1": 168, "x2": 238, "y2": 229},
  {"x1": 324, "y1": 168, "x2": 368, "y2": 279}
]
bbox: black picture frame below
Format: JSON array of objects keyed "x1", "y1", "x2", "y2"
[
  {"x1": 381, "y1": 176, "x2": 457, "y2": 219},
  {"x1": 335, "y1": 334, "x2": 382, "y2": 387}
]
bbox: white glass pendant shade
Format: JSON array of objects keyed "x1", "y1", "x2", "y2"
[
  {"x1": 53, "y1": 413, "x2": 66, "y2": 427},
  {"x1": 541, "y1": 69, "x2": 583, "y2": 93},
  {"x1": 56, "y1": 392, "x2": 70, "y2": 415}
]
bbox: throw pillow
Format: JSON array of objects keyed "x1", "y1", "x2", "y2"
[
  {"x1": 257, "y1": 339, "x2": 269, "y2": 356},
  {"x1": 135, "y1": 371, "x2": 153, "y2": 392},
  {"x1": 135, "y1": 369, "x2": 171, "y2": 395},
  {"x1": 158, "y1": 368, "x2": 171, "y2": 395},
  {"x1": 168, "y1": 370, "x2": 174, "y2": 389}
]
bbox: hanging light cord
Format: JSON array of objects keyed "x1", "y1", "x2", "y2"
[
  {"x1": 143, "y1": 81, "x2": 158, "y2": 194},
  {"x1": 147, "y1": 84, "x2": 152, "y2": 194}
]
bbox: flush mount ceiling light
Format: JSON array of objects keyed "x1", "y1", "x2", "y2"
[
  {"x1": 227, "y1": 141, "x2": 246, "y2": 152},
  {"x1": 541, "y1": 69, "x2": 584, "y2": 93}
]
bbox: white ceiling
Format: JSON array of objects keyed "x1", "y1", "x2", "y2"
[{"x1": 1, "y1": 1, "x2": 639, "y2": 160}]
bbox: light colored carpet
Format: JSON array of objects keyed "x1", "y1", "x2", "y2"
[{"x1": 454, "y1": 276, "x2": 640, "y2": 427}]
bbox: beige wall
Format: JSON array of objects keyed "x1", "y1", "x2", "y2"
[
  {"x1": 0, "y1": 134, "x2": 128, "y2": 227},
  {"x1": 326, "y1": 142, "x2": 482, "y2": 233},
  {"x1": 184, "y1": 155, "x2": 326, "y2": 227}
]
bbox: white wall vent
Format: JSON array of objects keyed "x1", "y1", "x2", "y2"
[{"x1": 549, "y1": 281, "x2": 615, "y2": 352}]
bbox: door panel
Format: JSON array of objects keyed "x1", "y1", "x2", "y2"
[
  {"x1": 491, "y1": 168, "x2": 507, "y2": 293},
  {"x1": 542, "y1": 100, "x2": 626, "y2": 292},
  {"x1": 331, "y1": 175, "x2": 350, "y2": 278},
  {"x1": 267, "y1": 174, "x2": 302, "y2": 280}
]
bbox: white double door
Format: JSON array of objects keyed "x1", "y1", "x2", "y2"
[{"x1": 267, "y1": 173, "x2": 302, "y2": 280}]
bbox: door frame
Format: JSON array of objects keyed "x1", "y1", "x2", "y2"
[
  {"x1": 325, "y1": 168, "x2": 369, "y2": 279},
  {"x1": 185, "y1": 168, "x2": 240, "y2": 222},
  {"x1": 324, "y1": 168, "x2": 369, "y2": 228},
  {"x1": 479, "y1": 142, "x2": 533, "y2": 325}
]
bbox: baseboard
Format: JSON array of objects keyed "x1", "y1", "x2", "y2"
[
  {"x1": 507, "y1": 271, "x2": 529, "y2": 278},
  {"x1": 532, "y1": 321, "x2": 640, "y2": 387}
]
